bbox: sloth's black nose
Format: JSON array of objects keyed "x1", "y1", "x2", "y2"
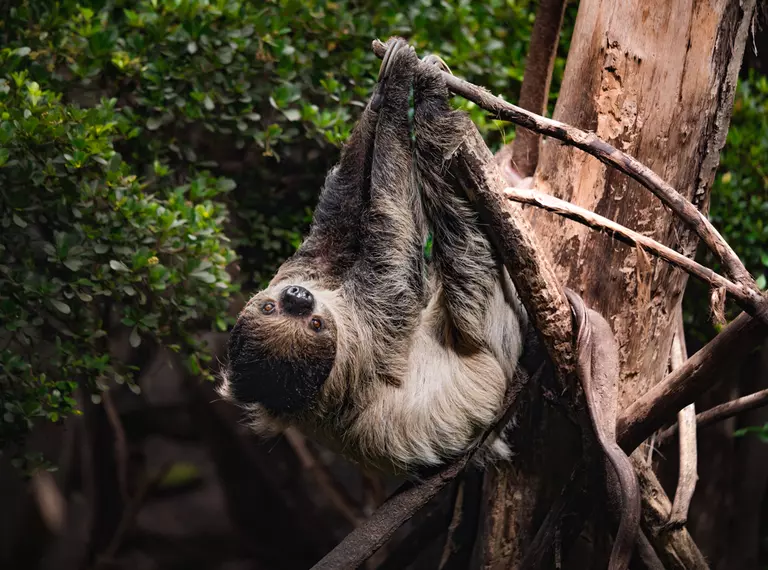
[{"x1": 281, "y1": 285, "x2": 315, "y2": 316}]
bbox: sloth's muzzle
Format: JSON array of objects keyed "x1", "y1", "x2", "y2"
[{"x1": 226, "y1": 316, "x2": 334, "y2": 414}]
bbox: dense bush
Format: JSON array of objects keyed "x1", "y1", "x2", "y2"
[{"x1": 1, "y1": 0, "x2": 559, "y2": 463}]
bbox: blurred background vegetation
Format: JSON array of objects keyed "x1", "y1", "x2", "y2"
[{"x1": 0, "y1": 0, "x2": 766, "y2": 568}]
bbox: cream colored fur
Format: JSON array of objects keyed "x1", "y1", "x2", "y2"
[{"x1": 218, "y1": 268, "x2": 527, "y2": 474}]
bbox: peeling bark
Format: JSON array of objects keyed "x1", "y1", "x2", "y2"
[{"x1": 529, "y1": 0, "x2": 756, "y2": 407}]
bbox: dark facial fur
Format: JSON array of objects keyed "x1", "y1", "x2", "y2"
[{"x1": 226, "y1": 285, "x2": 337, "y2": 414}]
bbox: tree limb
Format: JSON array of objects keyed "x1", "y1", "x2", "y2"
[
  {"x1": 618, "y1": 312, "x2": 767, "y2": 452},
  {"x1": 495, "y1": 0, "x2": 568, "y2": 179},
  {"x1": 656, "y1": 387, "x2": 768, "y2": 444},
  {"x1": 372, "y1": 39, "x2": 758, "y2": 293},
  {"x1": 630, "y1": 452, "x2": 709, "y2": 570},
  {"x1": 503, "y1": 187, "x2": 758, "y2": 318}
]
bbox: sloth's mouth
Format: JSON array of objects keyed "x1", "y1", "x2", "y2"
[
  {"x1": 227, "y1": 355, "x2": 334, "y2": 414},
  {"x1": 227, "y1": 321, "x2": 334, "y2": 414}
]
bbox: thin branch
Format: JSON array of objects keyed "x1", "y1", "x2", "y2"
[
  {"x1": 102, "y1": 391, "x2": 129, "y2": 501},
  {"x1": 310, "y1": 374, "x2": 530, "y2": 570},
  {"x1": 667, "y1": 311, "x2": 698, "y2": 528},
  {"x1": 630, "y1": 451, "x2": 709, "y2": 570},
  {"x1": 618, "y1": 312, "x2": 767, "y2": 453},
  {"x1": 284, "y1": 427, "x2": 364, "y2": 527},
  {"x1": 374, "y1": 38, "x2": 755, "y2": 290},
  {"x1": 657, "y1": 387, "x2": 768, "y2": 444},
  {"x1": 503, "y1": 188, "x2": 768, "y2": 326},
  {"x1": 96, "y1": 462, "x2": 173, "y2": 567}
]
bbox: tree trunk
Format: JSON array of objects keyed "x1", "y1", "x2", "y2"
[{"x1": 479, "y1": 0, "x2": 757, "y2": 566}]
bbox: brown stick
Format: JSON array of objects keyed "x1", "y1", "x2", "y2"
[
  {"x1": 284, "y1": 427, "x2": 364, "y2": 527},
  {"x1": 497, "y1": 0, "x2": 568, "y2": 178},
  {"x1": 503, "y1": 188, "x2": 766, "y2": 323},
  {"x1": 101, "y1": 391, "x2": 129, "y2": 501},
  {"x1": 631, "y1": 452, "x2": 709, "y2": 570},
  {"x1": 310, "y1": 376, "x2": 529, "y2": 570},
  {"x1": 667, "y1": 310, "x2": 698, "y2": 528},
  {"x1": 372, "y1": 39, "x2": 755, "y2": 290},
  {"x1": 618, "y1": 312, "x2": 767, "y2": 452},
  {"x1": 656, "y1": 387, "x2": 768, "y2": 444}
]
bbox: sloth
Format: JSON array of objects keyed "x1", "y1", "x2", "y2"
[{"x1": 219, "y1": 39, "x2": 532, "y2": 474}]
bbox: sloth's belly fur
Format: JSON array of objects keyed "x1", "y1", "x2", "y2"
[{"x1": 346, "y1": 279, "x2": 527, "y2": 472}]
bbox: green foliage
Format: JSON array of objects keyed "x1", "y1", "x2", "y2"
[
  {"x1": 0, "y1": 0, "x2": 554, "y2": 458},
  {"x1": 734, "y1": 423, "x2": 768, "y2": 442},
  {"x1": 3, "y1": 0, "x2": 555, "y2": 287},
  {"x1": 0, "y1": 29, "x2": 237, "y2": 456}
]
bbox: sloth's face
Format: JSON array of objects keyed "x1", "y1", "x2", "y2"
[{"x1": 225, "y1": 281, "x2": 338, "y2": 414}]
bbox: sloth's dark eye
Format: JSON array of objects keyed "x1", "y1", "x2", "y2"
[
  {"x1": 261, "y1": 302, "x2": 276, "y2": 314},
  {"x1": 310, "y1": 317, "x2": 323, "y2": 332}
]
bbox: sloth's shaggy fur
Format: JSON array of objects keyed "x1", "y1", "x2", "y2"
[{"x1": 219, "y1": 41, "x2": 529, "y2": 474}]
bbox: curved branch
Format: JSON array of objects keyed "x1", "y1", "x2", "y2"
[
  {"x1": 504, "y1": 187, "x2": 768, "y2": 327},
  {"x1": 656, "y1": 387, "x2": 768, "y2": 444},
  {"x1": 372, "y1": 38, "x2": 755, "y2": 290}
]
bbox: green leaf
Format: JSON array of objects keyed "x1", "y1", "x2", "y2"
[
  {"x1": 146, "y1": 117, "x2": 163, "y2": 131},
  {"x1": 50, "y1": 299, "x2": 71, "y2": 314},
  {"x1": 757, "y1": 274, "x2": 767, "y2": 291},
  {"x1": 12, "y1": 214, "x2": 27, "y2": 228},
  {"x1": 190, "y1": 270, "x2": 216, "y2": 283},
  {"x1": 129, "y1": 327, "x2": 141, "y2": 348},
  {"x1": 109, "y1": 260, "x2": 131, "y2": 273},
  {"x1": 63, "y1": 259, "x2": 84, "y2": 271},
  {"x1": 217, "y1": 178, "x2": 236, "y2": 192},
  {"x1": 283, "y1": 108, "x2": 301, "y2": 122}
]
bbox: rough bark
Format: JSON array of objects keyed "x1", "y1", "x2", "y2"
[
  {"x1": 529, "y1": 0, "x2": 755, "y2": 408},
  {"x1": 481, "y1": 0, "x2": 757, "y2": 566}
]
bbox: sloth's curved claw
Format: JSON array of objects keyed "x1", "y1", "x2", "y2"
[
  {"x1": 422, "y1": 53, "x2": 452, "y2": 75},
  {"x1": 372, "y1": 38, "x2": 414, "y2": 111},
  {"x1": 377, "y1": 38, "x2": 411, "y2": 82}
]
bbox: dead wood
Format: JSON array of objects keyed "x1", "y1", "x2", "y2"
[
  {"x1": 657, "y1": 387, "x2": 768, "y2": 444},
  {"x1": 494, "y1": 0, "x2": 568, "y2": 179},
  {"x1": 618, "y1": 312, "x2": 767, "y2": 452},
  {"x1": 631, "y1": 452, "x2": 709, "y2": 570},
  {"x1": 667, "y1": 311, "x2": 698, "y2": 528},
  {"x1": 503, "y1": 188, "x2": 753, "y2": 313}
]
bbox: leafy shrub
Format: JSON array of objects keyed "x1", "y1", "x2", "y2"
[
  {"x1": 2, "y1": 0, "x2": 563, "y2": 461},
  {"x1": 0, "y1": 43, "x2": 237, "y2": 462},
  {"x1": 4, "y1": 0, "x2": 562, "y2": 284}
]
